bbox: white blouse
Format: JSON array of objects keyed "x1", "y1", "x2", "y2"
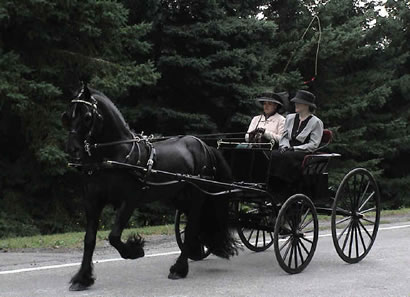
[{"x1": 245, "y1": 113, "x2": 285, "y2": 143}]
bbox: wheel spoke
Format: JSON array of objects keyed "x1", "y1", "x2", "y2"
[
  {"x1": 283, "y1": 238, "x2": 292, "y2": 260},
  {"x1": 335, "y1": 207, "x2": 352, "y2": 216},
  {"x1": 247, "y1": 229, "x2": 254, "y2": 243},
  {"x1": 262, "y1": 230, "x2": 266, "y2": 247},
  {"x1": 348, "y1": 222, "x2": 355, "y2": 257},
  {"x1": 300, "y1": 236, "x2": 313, "y2": 245},
  {"x1": 341, "y1": 221, "x2": 353, "y2": 252},
  {"x1": 361, "y1": 218, "x2": 375, "y2": 225},
  {"x1": 300, "y1": 218, "x2": 313, "y2": 231},
  {"x1": 358, "y1": 191, "x2": 375, "y2": 211},
  {"x1": 359, "y1": 207, "x2": 376, "y2": 215},
  {"x1": 354, "y1": 224, "x2": 359, "y2": 258},
  {"x1": 358, "y1": 220, "x2": 373, "y2": 239},
  {"x1": 336, "y1": 216, "x2": 351, "y2": 225},
  {"x1": 353, "y1": 174, "x2": 358, "y2": 209},
  {"x1": 357, "y1": 222, "x2": 367, "y2": 253},
  {"x1": 288, "y1": 242, "x2": 294, "y2": 268},
  {"x1": 299, "y1": 207, "x2": 310, "y2": 229},
  {"x1": 299, "y1": 238, "x2": 310, "y2": 254},
  {"x1": 255, "y1": 230, "x2": 260, "y2": 247},
  {"x1": 337, "y1": 220, "x2": 352, "y2": 241},
  {"x1": 286, "y1": 213, "x2": 295, "y2": 231},
  {"x1": 357, "y1": 181, "x2": 370, "y2": 209},
  {"x1": 357, "y1": 174, "x2": 366, "y2": 208},
  {"x1": 296, "y1": 241, "x2": 305, "y2": 265},
  {"x1": 279, "y1": 236, "x2": 292, "y2": 252},
  {"x1": 294, "y1": 242, "x2": 298, "y2": 268}
]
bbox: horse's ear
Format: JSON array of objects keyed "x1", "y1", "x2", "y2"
[
  {"x1": 82, "y1": 82, "x2": 91, "y2": 100},
  {"x1": 61, "y1": 112, "x2": 70, "y2": 130}
]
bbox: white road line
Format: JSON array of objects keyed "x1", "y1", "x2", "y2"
[
  {"x1": 0, "y1": 224, "x2": 409, "y2": 275},
  {"x1": 0, "y1": 251, "x2": 180, "y2": 275}
]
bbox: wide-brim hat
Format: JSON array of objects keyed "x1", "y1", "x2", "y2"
[
  {"x1": 290, "y1": 90, "x2": 317, "y2": 108},
  {"x1": 256, "y1": 91, "x2": 288, "y2": 106}
]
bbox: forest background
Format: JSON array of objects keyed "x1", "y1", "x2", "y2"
[{"x1": 1, "y1": 0, "x2": 409, "y2": 238}]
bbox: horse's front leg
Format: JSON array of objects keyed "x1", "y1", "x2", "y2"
[
  {"x1": 108, "y1": 200, "x2": 145, "y2": 259},
  {"x1": 70, "y1": 202, "x2": 103, "y2": 291}
]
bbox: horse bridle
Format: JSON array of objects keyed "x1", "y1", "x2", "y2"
[
  {"x1": 70, "y1": 96, "x2": 155, "y2": 170},
  {"x1": 70, "y1": 94, "x2": 103, "y2": 157}
]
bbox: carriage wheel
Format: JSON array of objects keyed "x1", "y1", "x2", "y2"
[
  {"x1": 174, "y1": 210, "x2": 211, "y2": 261},
  {"x1": 331, "y1": 168, "x2": 380, "y2": 263},
  {"x1": 274, "y1": 194, "x2": 319, "y2": 274},
  {"x1": 236, "y1": 199, "x2": 276, "y2": 252}
]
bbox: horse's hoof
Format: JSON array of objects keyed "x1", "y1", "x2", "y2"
[
  {"x1": 168, "y1": 272, "x2": 185, "y2": 280},
  {"x1": 69, "y1": 282, "x2": 89, "y2": 291}
]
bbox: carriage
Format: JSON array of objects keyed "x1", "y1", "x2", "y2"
[
  {"x1": 63, "y1": 86, "x2": 381, "y2": 290},
  {"x1": 173, "y1": 130, "x2": 381, "y2": 274}
]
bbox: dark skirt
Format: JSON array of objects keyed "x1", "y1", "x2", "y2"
[{"x1": 269, "y1": 151, "x2": 307, "y2": 194}]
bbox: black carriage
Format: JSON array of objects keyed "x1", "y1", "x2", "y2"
[
  {"x1": 63, "y1": 87, "x2": 381, "y2": 290},
  {"x1": 174, "y1": 130, "x2": 381, "y2": 274}
]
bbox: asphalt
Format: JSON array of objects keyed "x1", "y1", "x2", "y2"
[{"x1": 0, "y1": 220, "x2": 410, "y2": 297}]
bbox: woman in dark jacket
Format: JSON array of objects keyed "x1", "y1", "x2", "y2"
[{"x1": 269, "y1": 90, "x2": 323, "y2": 193}]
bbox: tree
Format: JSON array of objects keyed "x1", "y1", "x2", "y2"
[
  {"x1": 0, "y1": 0, "x2": 159, "y2": 236},
  {"x1": 121, "y1": 0, "x2": 280, "y2": 135}
]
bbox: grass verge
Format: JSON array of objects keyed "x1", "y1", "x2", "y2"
[
  {"x1": 0, "y1": 225, "x2": 174, "y2": 251},
  {"x1": 0, "y1": 208, "x2": 409, "y2": 251}
]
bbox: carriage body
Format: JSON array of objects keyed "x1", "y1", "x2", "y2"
[{"x1": 175, "y1": 130, "x2": 381, "y2": 274}]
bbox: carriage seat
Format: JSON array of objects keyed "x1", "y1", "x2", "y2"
[{"x1": 301, "y1": 129, "x2": 340, "y2": 175}]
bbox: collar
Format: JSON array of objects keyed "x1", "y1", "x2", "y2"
[{"x1": 263, "y1": 112, "x2": 277, "y2": 120}]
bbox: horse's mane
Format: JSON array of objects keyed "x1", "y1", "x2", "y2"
[{"x1": 89, "y1": 88, "x2": 131, "y2": 130}]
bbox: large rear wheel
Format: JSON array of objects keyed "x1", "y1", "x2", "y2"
[
  {"x1": 274, "y1": 194, "x2": 319, "y2": 274},
  {"x1": 331, "y1": 168, "x2": 380, "y2": 263}
]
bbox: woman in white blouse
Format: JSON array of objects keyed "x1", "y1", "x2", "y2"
[{"x1": 245, "y1": 91, "x2": 286, "y2": 145}]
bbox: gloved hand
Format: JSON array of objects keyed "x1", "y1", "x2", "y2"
[
  {"x1": 255, "y1": 127, "x2": 265, "y2": 134},
  {"x1": 279, "y1": 146, "x2": 294, "y2": 153}
]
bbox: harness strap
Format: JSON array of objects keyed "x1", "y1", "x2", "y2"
[
  {"x1": 146, "y1": 146, "x2": 156, "y2": 174},
  {"x1": 191, "y1": 136, "x2": 216, "y2": 179}
]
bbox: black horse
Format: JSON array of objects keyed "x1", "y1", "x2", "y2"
[{"x1": 61, "y1": 85, "x2": 238, "y2": 291}]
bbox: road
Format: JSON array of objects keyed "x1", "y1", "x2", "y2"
[{"x1": 1, "y1": 222, "x2": 410, "y2": 297}]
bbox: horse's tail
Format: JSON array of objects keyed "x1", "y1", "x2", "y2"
[
  {"x1": 199, "y1": 195, "x2": 239, "y2": 259},
  {"x1": 198, "y1": 146, "x2": 239, "y2": 259}
]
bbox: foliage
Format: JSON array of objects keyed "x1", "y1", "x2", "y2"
[{"x1": 0, "y1": 0, "x2": 409, "y2": 238}]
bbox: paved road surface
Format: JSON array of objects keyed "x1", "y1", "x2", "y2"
[{"x1": 1, "y1": 222, "x2": 410, "y2": 297}]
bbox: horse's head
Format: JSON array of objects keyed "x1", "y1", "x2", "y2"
[{"x1": 61, "y1": 84, "x2": 103, "y2": 161}]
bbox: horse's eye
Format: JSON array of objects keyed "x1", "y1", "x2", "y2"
[{"x1": 84, "y1": 112, "x2": 92, "y2": 123}]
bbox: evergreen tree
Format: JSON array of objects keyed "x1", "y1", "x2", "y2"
[
  {"x1": 0, "y1": 0, "x2": 159, "y2": 236},
  {"x1": 122, "y1": 0, "x2": 280, "y2": 135}
]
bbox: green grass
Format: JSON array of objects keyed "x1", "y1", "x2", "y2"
[
  {"x1": 0, "y1": 208, "x2": 409, "y2": 251},
  {"x1": 0, "y1": 225, "x2": 174, "y2": 250}
]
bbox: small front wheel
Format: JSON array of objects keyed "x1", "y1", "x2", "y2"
[
  {"x1": 274, "y1": 194, "x2": 319, "y2": 274},
  {"x1": 236, "y1": 199, "x2": 275, "y2": 252}
]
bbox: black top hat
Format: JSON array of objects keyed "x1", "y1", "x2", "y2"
[
  {"x1": 256, "y1": 91, "x2": 288, "y2": 106},
  {"x1": 290, "y1": 90, "x2": 317, "y2": 108}
]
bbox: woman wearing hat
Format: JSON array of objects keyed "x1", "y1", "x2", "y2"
[
  {"x1": 269, "y1": 90, "x2": 324, "y2": 193},
  {"x1": 245, "y1": 91, "x2": 286, "y2": 144}
]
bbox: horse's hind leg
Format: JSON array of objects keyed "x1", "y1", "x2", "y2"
[
  {"x1": 70, "y1": 201, "x2": 103, "y2": 291},
  {"x1": 169, "y1": 196, "x2": 204, "y2": 280},
  {"x1": 108, "y1": 200, "x2": 145, "y2": 259}
]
